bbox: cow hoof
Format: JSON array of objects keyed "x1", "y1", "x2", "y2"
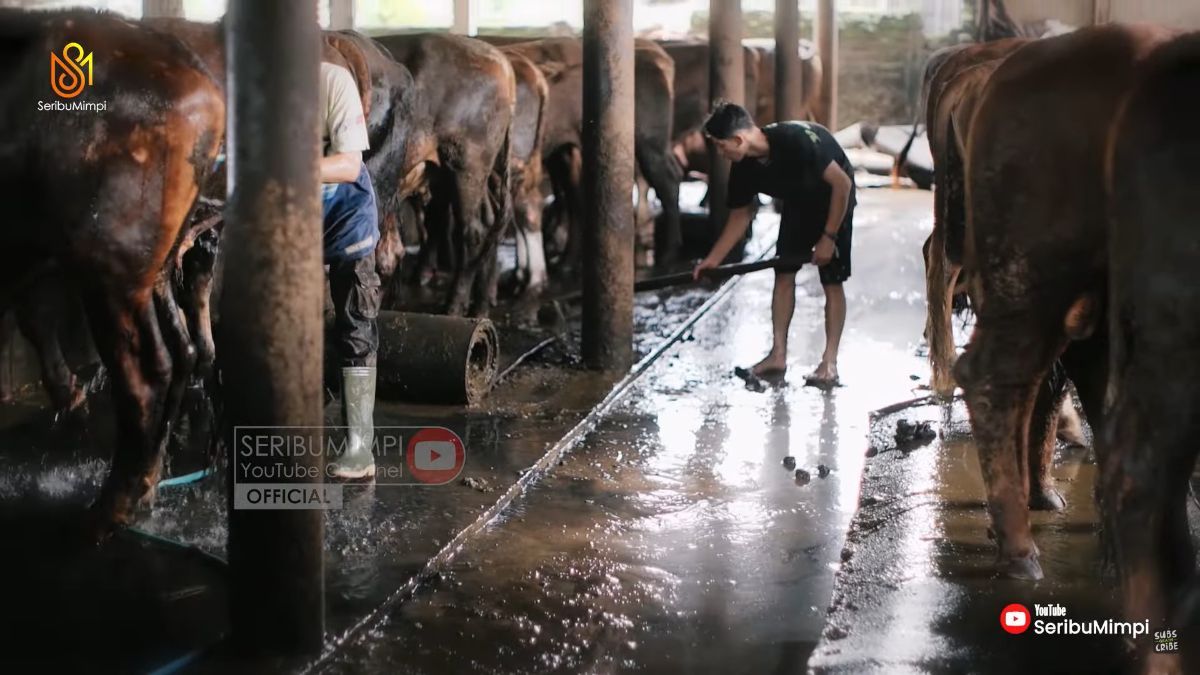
[
  {"x1": 1029, "y1": 486, "x2": 1067, "y2": 511},
  {"x1": 1000, "y1": 552, "x2": 1044, "y2": 581},
  {"x1": 82, "y1": 504, "x2": 121, "y2": 546}
]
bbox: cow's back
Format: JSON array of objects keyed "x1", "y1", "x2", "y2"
[
  {"x1": 375, "y1": 33, "x2": 516, "y2": 141},
  {"x1": 965, "y1": 24, "x2": 1175, "y2": 304},
  {"x1": 0, "y1": 10, "x2": 224, "y2": 263}
]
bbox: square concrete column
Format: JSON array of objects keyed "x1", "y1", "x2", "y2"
[
  {"x1": 581, "y1": 0, "x2": 635, "y2": 371},
  {"x1": 142, "y1": 0, "x2": 183, "y2": 17},
  {"x1": 224, "y1": 0, "x2": 326, "y2": 656},
  {"x1": 816, "y1": 0, "x2": 838, "y2": 130},
  {"x1": 775, "y1": 0, "x2": 803, "y2": 122},
  {"x1": 329, "y1": 0, "x2": 354, "y2": 29},
  {"x1": 707, "y1": 0, "x2": 744, "y2": 234}
]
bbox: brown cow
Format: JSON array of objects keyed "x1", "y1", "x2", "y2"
[
  {"x1": 374, "y1": 33, "x2": 516, "y2": 316},
  {"x1": 499, "y1": 47, "x2": 550, "y2": 293},
  {"x1": 479, "y1": 36, "x2": 682, "y2": 266},
  {"x1": 919, "y1": 38, "x2": 1029, "y2": 399},
  {"x1": 0, "y1": 10, "x2": 224, "y2": 534},
  {"x1": 1104, "y1": 32, "x2": 1200, "y2": 675},
  {"x1": 745, "y1": 39, "x2": 822, "y2": 125},
  {"x1": 660, "y1": 40, "x2": 760, "y2": 181},
  {"x1": 953, "y1": 24, "x2": 1175, "y2": 581}
]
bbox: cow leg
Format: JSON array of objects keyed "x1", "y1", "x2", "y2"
[
  {"x1": 15, "y1": 299, "x2": 83, "y2": 416},
  {"x1": 154, "y1": 277, "x2": 197, "y2": 443},
  {"x1": 179, "y1": 227, "x2": 218, "y2": 377},
  {"x1": 927, "y1": 116, "x2": 967, "y2": 399},
  {"x1": 955, "y1": 316, "x2": 1061, "y2": 580},
  {"x1": 445, "y1": 170, "x2": 489, "y2": 316},
  {"x1": 513, "y1": 187, "x2": 547, "y2": 294},
  {"x1": 413, "y1": 186, "x2": 450, "y2": 288},
  {"x1": 638, "y1": 144, "x2": 683, "y2": 267},
  {"x1": 924, "y1": 228, "x2": 959, "y2": 399},
  {"x1": 0, "y1": 310, "x2": 14, "y2": 403},
  {"x1": 561, "y1": 146, "x2": 585, "y2": 271},
  {"x1": 84, "y1": 285, "x2": 172, "y2": 535},
  {"x1": 1104, "y1": 380, "x2": 1195, "y2": 675},
  {"x1": 1027, "y1": 366, "x2": 1067, "y2": 511}
]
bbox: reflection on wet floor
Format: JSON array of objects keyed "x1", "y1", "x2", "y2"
[
  {"x1": 810, "y1": 401, "x2": 1135, "y2": 674},
  {"x1": 323, "y1": 188, "x2": 937, "y2": 673}
]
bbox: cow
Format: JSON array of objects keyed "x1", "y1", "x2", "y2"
[
  {"x1": 660, "y1": 40, "x2": 760, "y2": 178},
  {"x1": 0, "y1": 10, "x2": 225, "y2": 535},
  {"x1": 952, "y1": 24, "x2": 1176, "y2": 581},
  {"x1": 479, "y1": 36, "x2": 682, "y2": 267},
  {"x1": 373, "y1": 33, "x2": 516, "y2": 316},
  {"x1": 499, "y1": 47, "x2": 550, "y2": 294},
  {"x1": 918, "y1": 38, "x2": 1029, "y2": 399},
  {"x1": 744, "y1": 39, "x2": 822, "y2": 125},
  {"x1": 744, "y1": 39, "x2": 820, "y2": 126},
  {"x1": 1104, "y1": 32, "x2": 1200, "y2": 675}
]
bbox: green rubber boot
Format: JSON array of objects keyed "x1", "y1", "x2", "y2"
[{"x1": 329, "y1": 366, "x2": 376, "y2": 480}]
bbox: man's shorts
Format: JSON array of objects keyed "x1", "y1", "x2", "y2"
[{"x1": 776, "y1": 187, "x2": 855, "y2": 285}]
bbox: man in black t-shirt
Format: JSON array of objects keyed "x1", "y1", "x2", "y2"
[{"x1": 693, "y1": 102, "x2": 855, "y2": 387}]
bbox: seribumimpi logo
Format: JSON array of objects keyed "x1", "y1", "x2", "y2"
[
  {"x1": 1001, "y1": 602, "x2": 1150, "y2": 638},
  {"x1": 39, "y1": 41, "x2": 107, "y2": 112}
]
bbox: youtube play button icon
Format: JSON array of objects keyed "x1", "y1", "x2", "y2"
[{"x1": 406, "y1": 427, "x2": 466, "y2": 484}]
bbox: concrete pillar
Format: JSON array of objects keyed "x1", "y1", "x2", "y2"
[
  {"x1": 708, "y1": 0, "x2": 744, "y2": 234},
  {"x1": 452, "y1": 0, "x2": 477, "y2": 36},
  {"x1": 329, "y1": 0, "x2": 354, "y2": 29},
  {"x1": 224, "y1": 0, "x2": 325, "y2": 656},
  {"x1": 775, "y1": 0, "x2": 802, "y2": 122},
  {"x1": 142, "y1": 0, "x2": 183, "y2": 17},
  {"x1": 816, "y1": 0, "x2": 837, "y2": 130},
  {"x1": 581, "y1": 0, "x2": 635, "y2": 371}
]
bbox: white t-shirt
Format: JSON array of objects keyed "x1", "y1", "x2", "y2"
[{"x1": 320, "y1": 62, "x2": 369, "y2": 157}]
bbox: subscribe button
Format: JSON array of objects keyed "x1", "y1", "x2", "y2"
[{"x1": 407, "y1": 427, "x2": 466, "y2": 484}]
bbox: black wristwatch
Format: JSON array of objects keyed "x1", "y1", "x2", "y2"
[{"x1": 821, "y1": 230, "x2": 838, "y2": 242}]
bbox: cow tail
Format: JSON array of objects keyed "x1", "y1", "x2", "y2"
[{"x1": 478, "y1": 122, "x2": 514, "y2": 268}]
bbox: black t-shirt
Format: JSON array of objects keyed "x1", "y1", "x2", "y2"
[{"x1": 727, "y1": 121, "x2": 854, "y2": 210}]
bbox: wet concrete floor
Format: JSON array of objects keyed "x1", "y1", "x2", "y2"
[
  {"x1": 808, "y1": 400, "x2": 1133, "y2": 674},
  {"x1": 319, "y1": 186, "x2": 938, "y2": 673}
]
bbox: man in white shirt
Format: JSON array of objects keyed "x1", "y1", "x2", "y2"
[{"x1": 319, "y1": 62, "x2": 380, "y2": 480}]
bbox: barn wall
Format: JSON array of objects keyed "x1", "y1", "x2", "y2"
[
  {"x1": 1102, "y1": 0, "x2": 1200, "y2": 29},
  {"x1": 1005, "y1": 0, "x2": 1200, "y2": 30},
  {"x1": 1003, "y1": 0, "x2": 1097, "y2": 28}
]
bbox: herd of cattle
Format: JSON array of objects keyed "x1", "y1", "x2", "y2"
[
  {"x1": 921, "y1": 23, "x2": 1199, "y2": 673},
  {"x1": 0, "y1": 10, "x2": 821, "y2": 548}
]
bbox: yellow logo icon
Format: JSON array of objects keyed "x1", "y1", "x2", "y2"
[{"x1": 50, "y1": 42, "x2": 93, "y2": 99}]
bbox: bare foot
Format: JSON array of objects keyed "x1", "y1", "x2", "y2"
[
  {"x1": 805, "y1": 361, "x2": 839, "y2": 386},
  {"x1": 750, "y1": 354, "x2": 787, "y2": 378}
]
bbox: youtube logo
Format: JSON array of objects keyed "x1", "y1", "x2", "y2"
[
  {"x1": 1001, "y1": 603, "x2": 1030, "y2": 634},
  {"x1": 406, "y1": 427, "x2": 465, "y2": 484}
]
